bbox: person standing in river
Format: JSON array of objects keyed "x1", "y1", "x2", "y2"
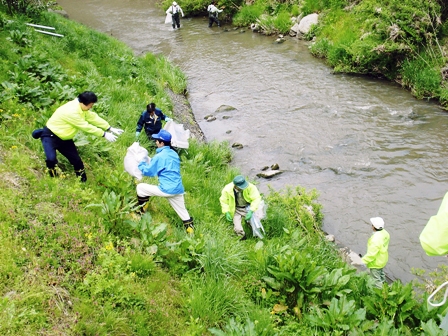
[
  {"x1": 166, "y1": 1, "x2": 184, "y2": 29},
  {"x1": 135, "y1": 103, "x2": 171, "y2": 143},
  {"x1": 207, "y1": 1, "x2": 223, "y2": 27},
  {"x1": 361, "y1": 217, "x2": 390, "y2": 288}
]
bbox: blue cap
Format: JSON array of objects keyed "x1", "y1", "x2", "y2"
[
  {"x1": 233, "y1": 175, "x2": 249, "y2": 189},
  {"x1": 152, "y1": 129, "x2": 172, "y2": 142}
]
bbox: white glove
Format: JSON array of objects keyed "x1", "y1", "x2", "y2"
[
  {"x1": 109, "y1": 127, "x2": 124, "y2": 135},
  {"x1": 104, "y1": 132, "x2": 117, "y2": 142},
  {"x1": 165, "y1": 117, "x2": 172, "y2": 122}
]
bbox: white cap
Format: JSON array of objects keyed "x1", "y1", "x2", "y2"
[
  {"x1": 370, "y1": 217, "x2": 384, "y2": 229},
  {"x1": 173, "y1": 1, "x2": 177, "y2": 5}
]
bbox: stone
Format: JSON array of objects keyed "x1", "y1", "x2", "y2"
[
  {"x1": 226, "y1": 130, "x2": 232, "y2": 134},
  {"x1": 270, "y1": 163, "x2": 279, "y2": 170},
  {"x1": 222, "y1": 115, "x2": 232, "y2": 119},
  {"x1": 261, "y1": 166, "x2": 269, "y2": 171},
  {"x1": 298, "y1": 13, "x2": 318, "y2": 35},
  {"x1": 325, "y1": 234, "x2": 335, "y2": 242},
  {"x1": 215, "y1": 105, "x2": 236, "y2": 113},
  {"x1": 232, "y1": 143, "x2": 243, "y2": 149},
  {"x1": 204, "y1": 115, "x2": 216, "y2": 122},
  {"x1": 256, "y1": 170, "x2": 282, "y2": 178}
]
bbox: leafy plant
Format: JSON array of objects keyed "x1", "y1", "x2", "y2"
[
  {"x1": 307, "y1": 295, "x2": 366, "y2": 333},
  {"x1": 6, "y1": 29, "x2": 32, "y2": 47},
  {"x1": 363, "y1": 281, "x2": 419, "y2": 328},
  {"x1": 87, "y1": 190, "x2": 138, "y2": 235}
]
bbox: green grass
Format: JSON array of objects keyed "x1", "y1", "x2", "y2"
[{"x1": 1, "y1": 3, "x2": 448, "y2": 335}]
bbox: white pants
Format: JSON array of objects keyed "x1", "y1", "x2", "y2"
[
  {"x1": 136, "y1": 183, "x2": 190, "y2": 221},
  {"x1": 233, "y1": 207, "x2": 247, "y2": 236}
]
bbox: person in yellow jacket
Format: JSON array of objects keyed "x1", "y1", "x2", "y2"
[
  {"x1": 219, "y1": 175, "x2": 261, "y2": 240},
  {"x1": 33, "y1": 91, "x2": 123, "y2": 181},
  {"x1": 361, "y1": 217, "x2": 390, "y2": 288}
]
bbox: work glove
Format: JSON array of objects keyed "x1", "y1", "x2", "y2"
[
  {"x1": 104, "y1": 132, "x2": 117, "y2": 142},
  {"x1": 245, "y1": 210, "x2": 253, "y2": 220},
  {"x1": 109, "y1": 127, "x2": 124, "y2": 135},
  {"x1": 225, "y1": 212, "x2": 233, "y2": 222},
  {"x1": 165, "y1": 117, "x2": 172, "y2": 122}
]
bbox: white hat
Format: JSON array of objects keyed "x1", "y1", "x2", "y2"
[
  {"x1": 173, "y1": 1, "x2": 177, "y2": 5},
  {"x1": 370, "y1": 217, "x2": 384, "y2": 229}
]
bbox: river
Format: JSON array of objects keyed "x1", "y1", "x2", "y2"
[{"x1": 57, "y1": 0, "x2": 448, "y2": 282}]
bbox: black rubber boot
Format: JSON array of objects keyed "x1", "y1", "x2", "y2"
[
  {"x1": 75, "y1": 169, "x2": 87, "y2": 182},
  {"x1": 48, "y1": 168, "x2": 58, "y2": 178},
  {"x1": 137, "y1": 196, "x2": 150, "y2": 214},
  {"x1": 183, "y1": 217, "x2": 194, "y2": 233}
]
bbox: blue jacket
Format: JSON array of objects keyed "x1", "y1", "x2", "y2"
[
  {"x1": 138, "y1": 146, "x2": 184, "y2": 195},
  {"x1": 136, "y1": 108, "x2": 166, "y2": 135}
]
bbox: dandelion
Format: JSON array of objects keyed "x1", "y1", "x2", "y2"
[
  {"x1": 12, "y1": 113, "x2": 19, "y2": 117},
  {"x1": 11, "y1": 146, "x2": 17, "y2": 149},
  {"x1": 105, "y1": 241, "x2": 114, "y2": 250}
]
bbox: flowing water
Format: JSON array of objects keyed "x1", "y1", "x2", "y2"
[{"x1": 57, "y1": 0, "x2": 448, "y2": 282}]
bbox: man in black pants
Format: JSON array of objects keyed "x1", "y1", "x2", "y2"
[
  {"x1": 207, "y1": 1, "x2": 223, "y2": 27},
  {"x1": 166, "y1": 1, "x2": 184, "y2": 29},
  {"x1": 33, "y1": 91, "x2": 123, "y2": 181}
]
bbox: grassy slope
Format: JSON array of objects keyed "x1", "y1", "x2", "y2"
[{"x1": 1, "y1": 6, "x2": 448, "y2": 336}]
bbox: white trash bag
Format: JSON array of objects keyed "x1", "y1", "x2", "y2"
[
  {"x1": 165, "y1": 13, "x2": 172, "y2": 24},
  {"x1": 248, "y1": 200, "x2": 267, "y2": 239},
  {"x1": 163, "y1": 120, "x2": 190, "y2": 149},
  {"x1": 124, "y1": 142, "x2": 151, "y2": 180}
]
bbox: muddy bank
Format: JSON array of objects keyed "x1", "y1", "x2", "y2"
[{"x1": 167, "y1": 89, "x2": 205, "y2": 142}]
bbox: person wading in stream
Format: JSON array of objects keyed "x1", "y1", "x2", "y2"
[
  {"x1": 32, "y1": 91, "x2": 123, "y2": 182},
  {"x1": 166, "y1": 1, "x2": 184, "y2": 29},
  {"x1": 220, "y1": 175, "x2": 261, "y2": 240},
  {"x1": 136, "y1": 129, "x2": 194, "y2": 233},
  {"x1": 207, "y1": 1, "x2": 223, "y2": 27}
]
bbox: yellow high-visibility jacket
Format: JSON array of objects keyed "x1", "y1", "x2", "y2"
[
  {"x1": 220, "y1": 182, "x2": 261, "y2": 216},
  {"x1": 362, "y1": 229, "x2": 390, "y2": 269},
  {"x1": 46, "y1": 99, "x2": 110, "y2": 140}
]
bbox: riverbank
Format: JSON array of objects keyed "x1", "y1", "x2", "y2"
[{"x1": 1, "y1": 4, "x2": 448, "y2": 334}]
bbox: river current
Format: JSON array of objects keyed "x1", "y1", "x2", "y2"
[{"x1": 57, "y1": 0, "x2": 448, "y2": 282}]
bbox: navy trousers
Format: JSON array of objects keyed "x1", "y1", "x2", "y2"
[
  {"x1": 209, "y1": 14, "x2": 220, "y2": 27},
  {"x1": 41, "y1": 127, "x2": 86, "y2": 181}
]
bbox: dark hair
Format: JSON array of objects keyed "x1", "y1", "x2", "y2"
[
  {"x1": 155, "y1": 139, "x2": 174, "y2": 150},
  {"x1": 146, "y1": 102, "x2": 156, "y2": 113},
  {"x1": 78, "y1": 91, "x2": 98, "y2": 105}
]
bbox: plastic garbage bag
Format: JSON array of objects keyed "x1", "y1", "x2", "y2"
[
  {"x1": 250, "y1": 214, "x2": 265, "y2": 239},
  {"x1": 165, "y1": 13, "x2": 172, "y2": 24},
  {"x1": 419, "y1": 191, "x2": 448, "y2": 256},
  {"x1": 254, "y1": 200, "x2": 267, "y2": 220},
  {"x1": 163, "y1": 120, "x2": 190, "y2": 149},
  {"x1": 124, "y1": 142, "x2": 151, "y2": 180},
  {"x1": 248, "y1": 201, "x2": 267, "y2": 239}
]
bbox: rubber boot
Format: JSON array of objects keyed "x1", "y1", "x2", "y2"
[
  {"x1": 183, "y1": 217, "x2": 194, "y2": 234},
  {"x1": 48, "y1": 167, "x2": 58, "y2": 178},
  {"x1": 137, "y1": 195, "x2": 150, "y2": 214},
  {"x1": 75, "y1": 169, "x2": 87, "y2": 182}
]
